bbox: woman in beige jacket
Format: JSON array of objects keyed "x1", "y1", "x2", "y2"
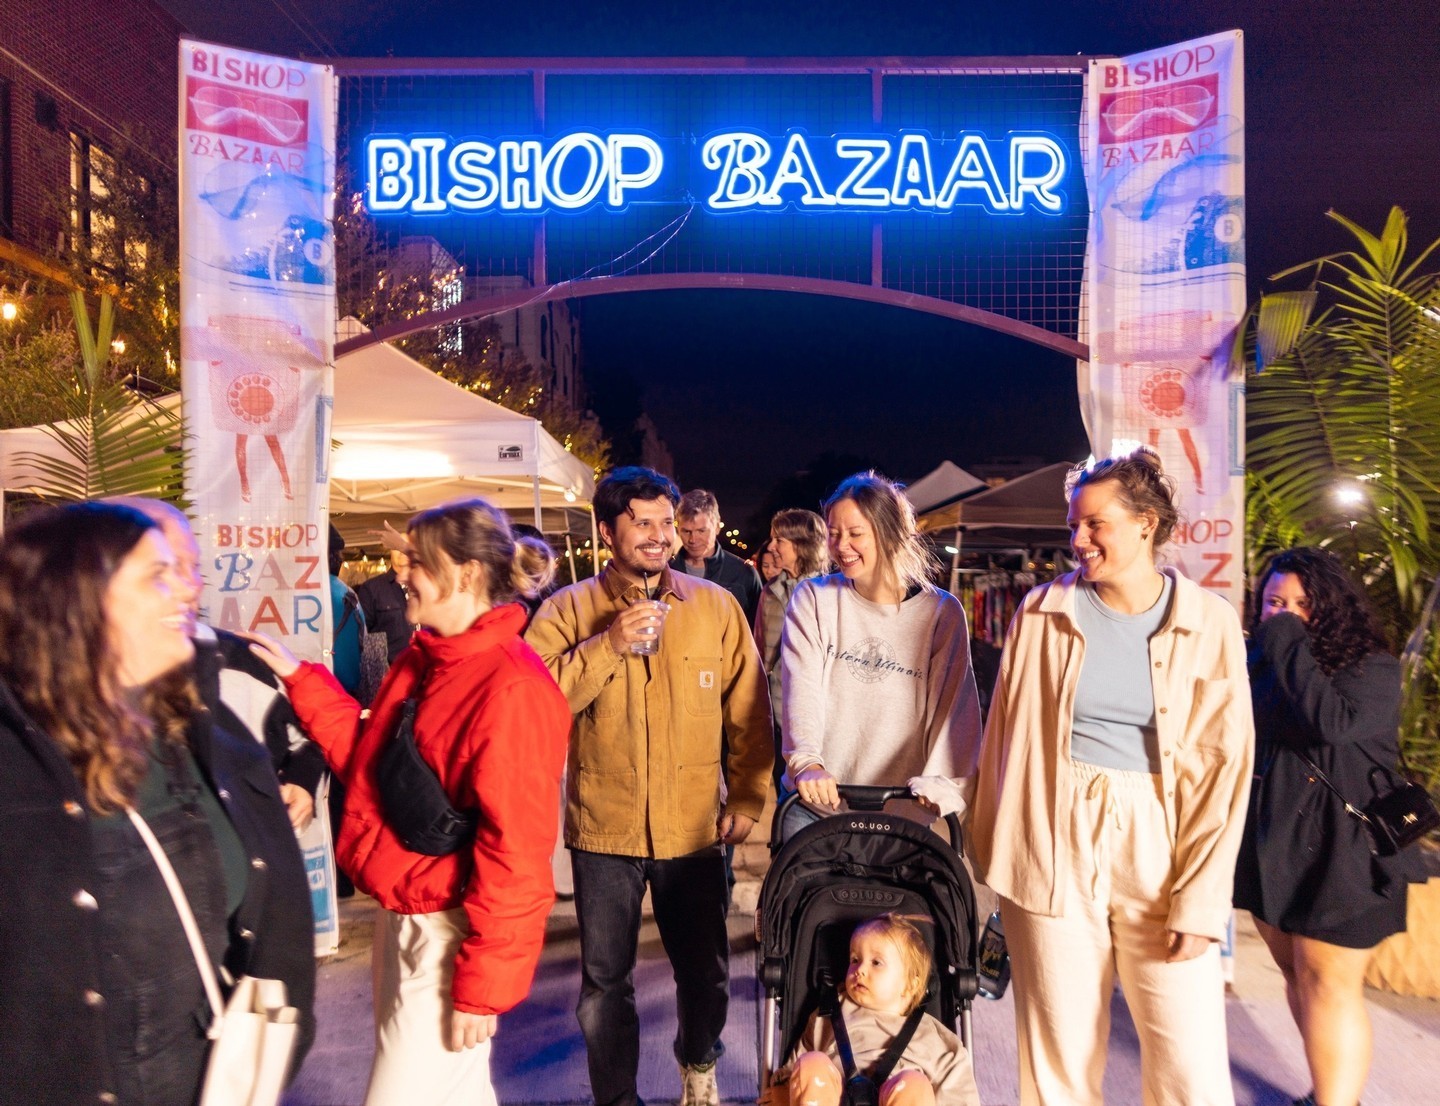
[{"x1": 967, "y1": 448, "x2": 1253, "y2": 1106}]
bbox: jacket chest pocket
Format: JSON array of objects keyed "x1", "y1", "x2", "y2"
[
  {"x1": 682, "y1": 657, "x2": 723, "y2": 717},
  {"x1": 591, "y1": 673, "x2": 626, "y2": 718}
]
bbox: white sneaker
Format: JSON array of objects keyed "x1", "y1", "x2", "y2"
[{"x1": 679, "y1": 1060, "x2": 719, "y2": 1106}]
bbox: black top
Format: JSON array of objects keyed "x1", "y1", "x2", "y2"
[
  {"x1": 355, "y1": 569, "x2": 415, "y2": 665},
  {"x1": 1233, "y1": 612, "x2": 1415, "y2": 945},
  {"x1": 669, "y1": 544, "x2": 763, "y2": 627}
]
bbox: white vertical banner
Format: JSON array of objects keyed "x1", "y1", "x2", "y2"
[
  {"x1": 1079, "y1": 32, "x2": 1247, "y2": 612},
  {"x1": 179, "y1": 41, "x2": 337, "y2": 663}
]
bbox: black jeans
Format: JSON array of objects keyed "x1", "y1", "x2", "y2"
[{"x1": 571, "y1": 848, "x2": 729, "y2": 1106}]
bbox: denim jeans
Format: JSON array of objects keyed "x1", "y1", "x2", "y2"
[
  {"x1": 776, "y1": 790, "x2": 827, "y2": 845},
  {"x1": 571, "y1": 848, "x2": 729, "y2": 1106}
]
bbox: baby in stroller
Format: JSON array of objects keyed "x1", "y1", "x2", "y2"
[{"x1": 783, "y1": 913, "x2": 979, "y2": 1106}]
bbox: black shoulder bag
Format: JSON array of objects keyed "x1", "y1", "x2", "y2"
[
  {"x1": 376, "y1": 698, "x2": 479, "y2": 856},
  {"x1": 1297, "y1": 748, "x2": 1439, "y2": 854}
]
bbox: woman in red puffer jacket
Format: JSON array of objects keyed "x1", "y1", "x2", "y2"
[{"x1": 247, "y1": 498, "x2": 570, "y2": 1106}]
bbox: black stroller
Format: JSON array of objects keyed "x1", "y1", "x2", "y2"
[{"x1": 756, "y1": 785, "x2": 979, "y2": 1098}]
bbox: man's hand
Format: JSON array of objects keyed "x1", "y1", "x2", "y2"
[
  {"x1": 718, "y1": 811, "x2": 755, "y2": 844},
  {"x1": 279, "y1": 784, "x2": 314, "y2": 832},
  {"x1": 450, "y1": 1009, "x2": 497, "y2": 1052},
  {"x1": 794, "y1": 765, "x2": 840, "y2": 811},
  {"x1": 1165, "y1": 930, "x2": 1214, "y2": 963},
  {"x1": 605, "y1": 601, "x2": 668, "y2": 654}
]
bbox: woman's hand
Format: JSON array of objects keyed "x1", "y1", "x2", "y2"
[
  {"x1": 237, "y1": 630, "x2": 302, "y2": 679},
  {"x1": 278, "y1": 784, "x2": 314, "y2": 832},
  {"x1": 1165, "y1": 930, "x2": 1215, "y2": 962},
  {"x1": 795, "y1": 766, "x2": 840, "y2": 811},
  {"x1": 451, "y1": 1009, "x2": 497, "y2": 1051}
]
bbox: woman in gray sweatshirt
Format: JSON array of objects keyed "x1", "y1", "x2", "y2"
[{"x1": 780, "y1": 471, "x2": 983, "y2": 837}]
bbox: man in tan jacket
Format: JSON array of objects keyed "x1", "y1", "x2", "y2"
[{"x1": 526, "y1": 466, "x2": 773, "y2": 1106}]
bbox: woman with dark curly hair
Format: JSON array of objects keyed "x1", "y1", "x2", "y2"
[{"x1": 1235, "y1": 546, "x2": 1416, "y2": 1106}]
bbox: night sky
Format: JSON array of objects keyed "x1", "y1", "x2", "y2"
[{"x1": 158, "y1": 0, "x2": 1440, "y2": 529}]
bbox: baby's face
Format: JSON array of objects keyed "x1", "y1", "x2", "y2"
[{"x1": 844, "y1": 932, "x2": 914, "y2": 1016}]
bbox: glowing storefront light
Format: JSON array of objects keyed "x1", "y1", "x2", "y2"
[{"x1": 365, "y1": 129, "x2": 1068, "y2": 217}]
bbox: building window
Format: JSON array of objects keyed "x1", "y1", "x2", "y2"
[
  {"x1": 70, "y1": 133, "x2": 148, "y2": 278},
  {"x1": 437, "y1": 273, "x2": 463, "y2": 356},
  {"x1": 540, "y1": 315, "x2": 549, "y2": 361}
]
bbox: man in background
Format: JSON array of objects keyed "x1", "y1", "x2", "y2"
[
  {"x1": 670, "y1": 489, "x2": 762, "y2": 628},
  {"x1": 354, "y1": 546, "x2": 414, "y2": 664}
]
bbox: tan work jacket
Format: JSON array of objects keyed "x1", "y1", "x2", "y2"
[
  {"x1": 967, "y1": 567, "x2": 1253, "y2": 940},
  {"x1": 525, "y1": 564, "x2": 774, "y2": 859}
]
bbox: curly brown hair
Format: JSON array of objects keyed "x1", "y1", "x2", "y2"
[
  {"x1": 0, "y1": 502, "x2": 196, "y2": 812},
  {"x1": 1250, "y1": 547, "x2": 1391, "y2": 674}
]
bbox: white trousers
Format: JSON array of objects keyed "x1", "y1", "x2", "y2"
[
  {"x1": 364, "y1": 907, "x2": 499, "y2": 1106},
  {"x1": 1001, "y1": 760, "x2": 1234, "y2": 1106}
]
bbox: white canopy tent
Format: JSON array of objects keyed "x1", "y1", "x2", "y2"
[
  {"x1": 328, "y1": 318, "x2": 595, "y2": 542},
  {"x1": 903, "y1": 460, "x2": 987, "y2": 515},
  {"x1": 0, "y1": 320, "x2": 597, "y2": 553}
]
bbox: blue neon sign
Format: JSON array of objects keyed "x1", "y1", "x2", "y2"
[{"x1": 364, "y1": 129, "x2": 1069, "y2": 217}]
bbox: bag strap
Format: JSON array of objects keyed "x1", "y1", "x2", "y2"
[
  {"x1": 336, "y1": 588, "x2": 360, "y2": 637},
  {"x1": 126, "y1": 808, "x2": 227, "y2": 1038},
  {"x1": 1292, "y1": 751, "x2": 1374, "y2": 829}
]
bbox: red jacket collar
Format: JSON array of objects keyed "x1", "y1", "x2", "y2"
[{"x1": 409, "y1": 602, "x2": 528, "y2": 668}]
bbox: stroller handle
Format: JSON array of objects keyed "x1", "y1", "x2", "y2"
[{"x1": 771, "y1": 784, "x2": 965, "y2": 856}]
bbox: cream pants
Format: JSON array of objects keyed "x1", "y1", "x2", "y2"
[
  {"x1": 1000, "y1": 760, "x2": 1233, "y2": 1106},
  {"x1": 364, "y1": 907, "x2": 499, "y2": 1106}
]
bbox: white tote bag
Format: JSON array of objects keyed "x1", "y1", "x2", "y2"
[
  {"x1": 299, "y1": 771, "x2": 341, "y2": 956},
  {"x1": 129, "y1": 809, "x2": 300, "y2": 1106}
]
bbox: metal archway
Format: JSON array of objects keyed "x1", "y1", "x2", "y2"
[{"x1": 334, "y1": 273, "x2": 1088, "y2": 360}]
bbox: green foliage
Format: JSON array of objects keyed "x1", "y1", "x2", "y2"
[
  {"x1": 1247, "y1": 207, "x2": 1440, "y2": 641},
  {"x1": 12, "y1": 292, "x2": 184, "y2": 503},
  {"x1": 1247, "y1": 207, "x2": 1440, "y2": 801},
  {"x1": 0, "y1": 287, "x2": 84, "y2": 430}
]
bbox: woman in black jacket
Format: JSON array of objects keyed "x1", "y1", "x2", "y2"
[
  {"x1": 1235, "y1": 547, "x2": 1414, "y2": 1106},
  {"x1": 0, "y1": 502, "x2": 314, "y2": 1106}
]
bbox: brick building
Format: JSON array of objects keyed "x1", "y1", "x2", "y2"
[{"x1": 0, "y1": 0, "x2": 182, "y2": 279}]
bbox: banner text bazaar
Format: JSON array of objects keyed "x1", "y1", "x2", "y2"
[{"x1": 365, "y1": 130, "x2": 1071, "y2": 217}]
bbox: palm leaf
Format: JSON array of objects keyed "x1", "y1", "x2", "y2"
[{"x1": 11, "y1": 293, "x2": 185, "y2": 503}]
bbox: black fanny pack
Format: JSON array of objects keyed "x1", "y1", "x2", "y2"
[{"x1": 377, "y1": 698, "x2": 478, "y2": 856}]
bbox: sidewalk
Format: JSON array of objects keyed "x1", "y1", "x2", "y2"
[{"x1": 284, "y1": 829, "x2": 1440, "y2": 1106}]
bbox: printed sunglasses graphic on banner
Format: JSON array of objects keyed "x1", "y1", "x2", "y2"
[
  {"x1": 189, "y1": 83, "x2": 307, "y2": 146},
  {"x1": 1101, "y1": 84, "x2": 1215, "y2": 141}
]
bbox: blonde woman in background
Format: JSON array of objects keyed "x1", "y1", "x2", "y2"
[
  {"x1": 754, "y1": 508, "x2": 828, "y2": 794},
  {"x1": 780, "y1": 472, "x2": 982, "y2": 839}
]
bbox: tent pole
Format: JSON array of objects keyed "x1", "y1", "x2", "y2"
[
  {"x1": 949, "y1": 525, "x2": 964, "y2": 595},
  {"x1": 590, "y1": 509, "x2": 599, "y2": 578},
  {"x1": 532, "y1": 476, "x2": 542, "y2": 529},
  {"x1": 564, "y1": 531, "x2": 577, "y2": 587}
]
